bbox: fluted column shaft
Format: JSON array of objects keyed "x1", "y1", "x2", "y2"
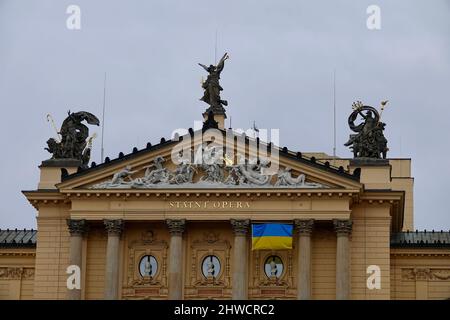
[
  {"x1": 166, "y1": 219, "x2": 186, "y2": 300},
  {"x1": 66, "y1": 219, "x2": 88, "y2": 300},
  {"x1": 231, "y1": 219, "x2": 250, "y2": 300},
  {"x1": 104, "y1": 219, "x2": 124, "y2": 300},
  {"x1": 294, "y1": 219, "x2": 314, "y2": 300},
  {"x1": 333, "y1": 219, "x2": 352, "y2": 300}
]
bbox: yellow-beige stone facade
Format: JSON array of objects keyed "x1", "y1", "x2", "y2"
[{"x1": 1, "y1": 116, "x2": 450, "y2": 300}]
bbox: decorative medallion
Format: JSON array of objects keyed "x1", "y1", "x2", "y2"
[
  {"x1": 201, "y1": 255, "x2": 221, "y2": 279},
  {"x1": 138, "y1": 255, "x2": 158, "y2": 278},
  {"x1": 264, "y1": 256, "x2": 283, "y2": 279}
]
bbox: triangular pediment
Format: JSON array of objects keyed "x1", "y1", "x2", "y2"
[{"x1": 57, "y1": 130, "x2": 362, "y2": 192}]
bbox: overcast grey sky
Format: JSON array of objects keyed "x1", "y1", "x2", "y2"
[{"x1": 0, "y1": 0, "x2": 449, "y2": 230}]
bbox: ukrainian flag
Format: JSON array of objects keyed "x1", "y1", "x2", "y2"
[{"x1": 252, "y1": 223, "x2": 293, "y2": 250}]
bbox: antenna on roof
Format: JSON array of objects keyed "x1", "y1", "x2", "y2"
[
  {"x1": 214, "y1": 28, "x2": 218, "y2": 63},
  {"x1": 100, "y1": 72, "x2": 107, "y2": 162},
  {"x1": 332, "y1": 69, "x2": 337, "y2": 164},
  {"x1": 252, "y1": 120, "x2": 259, "y2": 139}
]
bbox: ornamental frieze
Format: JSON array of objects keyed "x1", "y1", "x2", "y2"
[
  {"x1": 401, "y1": 268, "x2": 450, "y2": 281},
  {"x1": 0, "y1": 267, "x2": 35, "y2": 280}
]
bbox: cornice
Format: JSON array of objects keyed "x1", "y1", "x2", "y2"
[
  {"x1": 391, "y1": 251, "x2": 450, "y2": 257},
  {"x1": 391, "y1": 247, "x2": 450, "y2": 256},
  {"x1": 22, "y1": 190, "x2": 68, "y2": 209},
  {"x1": 61, "y1": 188, "x2": 359, "y2": 200},
  {"x1": 0, "y1": 251, "x2": 36, "y2": 257},
  {"x1": 358, "y1": 190, "x2": 405, "y2": 202}
]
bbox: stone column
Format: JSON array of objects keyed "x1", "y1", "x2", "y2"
[
  {"x1": 294, "y1": 219, "x2": 314, "y2": 300},
  {"x1": 166, "y1": 219, "x2": 186, "y2": 300},
  {"x1": 66, "y1": 219, "x2": 88, "y2": 300},
  {"x1": 104, "y1": 219, "x2": 124, "y2": 300},
  {"x1": 333, "y1": 219, "x2": 352, "y2": 300},
  {"x1": 230, "y1": 219, "x2": 250, "y2": 300}
]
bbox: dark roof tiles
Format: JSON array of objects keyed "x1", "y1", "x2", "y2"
[
  {"x1": 391, "y1": 231, "x2": 450, "y2": 248},
  {"x1": 0, "y1": 229, "x2": 37, "y2": 248}
]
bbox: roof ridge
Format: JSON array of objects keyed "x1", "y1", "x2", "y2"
[{"x1": 59, "y1": 129, "x2": 360, "y2": 183}]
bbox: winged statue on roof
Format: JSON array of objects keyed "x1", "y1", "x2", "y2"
[{"x1": 199, "y1": 52, "x2": 229, "y2": 113}]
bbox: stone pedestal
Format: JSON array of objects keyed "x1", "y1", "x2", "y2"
[
  {"x1": 104, "y1": 219, "x2": 124, "y2": 300},
  {"x1": 349, "y1": 158, "x2": 391, "y2": 188},
  {"x1": 66, "y1": 219, "x2": 87, "y2": 300},
  {"x1": 166, "y1": 219, "x2": 186, "y2": 300},
  {"x1": 294, "y1": 219, "x2": 314, "y2": 300},
  {"x1": 203, "y1": 107, "x2": 226, "y2": 130},
  {"x1": 38, "y1": 159, "x2": 81, "y2": 189},
  {"x1": 333, "y1": 219, "x2": 352, "y2": 300},
  {"x1": 230, "y1": 219, "x2": 250, "y2": 300}
]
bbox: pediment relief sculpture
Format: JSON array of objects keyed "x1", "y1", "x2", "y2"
[{"x1": 90, "y1": 154, "x2": 328, "y2": 189}]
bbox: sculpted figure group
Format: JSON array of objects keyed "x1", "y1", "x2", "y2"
[
  {"x1": 91, "y1": 148, "x2": 326, "y2": 189},
  {"x1": 45, "y1": 110, "x2": 100, "y2": 168},
  {"x1": 344, "y1": 101, "x2": 389, "y2": 159}
]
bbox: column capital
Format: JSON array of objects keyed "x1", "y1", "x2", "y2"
[
  {"x1": 230, "y1": 219, "x2": 250, "y2": 235},
  {"x1": 333, "y1": 219, "x2": 352, "y2": 236},
  {"x1": 294, "y1": 219, "x2": 314, "y2": 235},
  {"x1": 66, "y1": 219, "x2": 88, "y2": 236},
  {"x1": 166, "y1": 219, "x2": 186, "y2": 235},
  {"x1": 104, "y1": 219, "x2": 124, "y2": 236}
]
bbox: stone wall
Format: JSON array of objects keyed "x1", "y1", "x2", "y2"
[
  {"x1": 0, "y1": 248, "x2": 35, "y2": 299},
  {"x1": 391, "y1": 248, "x2": 450, "y2": 300}
]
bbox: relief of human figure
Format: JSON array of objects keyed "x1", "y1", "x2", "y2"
[
  {"x1": 207, "y1": 259, "x2": 215, "y2": 277},
  {"x1": 200, "y1": 144, "x2": 224, "y2": 183},
  {"x1": 144, "y1": 257, "x2": 152, "y2": 277},
  {"x1": 110, "y1": 165, "x2": 137, "y2": 185},
  {"x1": 169, "y1": 160, "x2": 197, "y2": 184},
  {"x1": 142, "y1": 156, "x2": 171, "y2": 184},
  {"x1": 275, "y1": 167, "x2": 306, "y2": 186},
  {"x1": 269, "y1": 258, "x2": 278, "y2": 277}
]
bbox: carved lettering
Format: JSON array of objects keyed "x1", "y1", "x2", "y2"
[{"x1": 167, "y1": 200, "x2": 250, "y2": 210}]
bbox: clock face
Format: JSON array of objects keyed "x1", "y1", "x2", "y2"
[
  {"x1": 264, "y1": 255, "x2": 283, "y2": 278},
  {"x1": 139, "y1": 255, "x2": 158, "y2": 277},
  {"x1": 201, "y1": 255, "x2": 221, "y2": 278}
]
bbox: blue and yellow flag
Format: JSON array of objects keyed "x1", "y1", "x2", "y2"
[{"x1": 252, "y1": 223, "x2": 293, "y2": 250}]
